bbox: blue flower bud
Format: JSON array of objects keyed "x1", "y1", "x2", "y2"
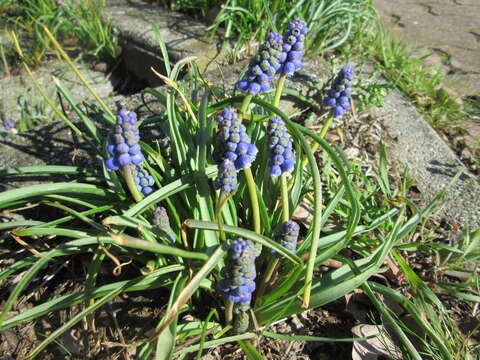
[
  {"x1": 279, "y1": 19, "x2": 307, "y2": 75},
  {"x1": 105, "y1": 109, "x2": 146, "y2": 170},
  {"x1": 272, "y1": 221, "x2": 300, "y2": 253},
  {"x1": 214, "y1": 159, "x2": 237, "y2": 194},
  {"x1": 219, "y1": 238, "x2": 257, "y2": 310},
  {"x1": 2, "y1": 114, "x2": 15, "y2": 131},
  {"x1": 216, "y1": 108, "x2": 257, "y2": 171},
  {"x1": 237, "y1": 32, "x2": 286, "y2": 95},
  {"x1": 323, "y1": 65, "x2": 355, "y2": 118},
  {"x1": 132, "y1": 165, "x2": 155, "y2": 195},
  {"x1": 267, "y1": 116, "x2": 295, "y2": 176}
]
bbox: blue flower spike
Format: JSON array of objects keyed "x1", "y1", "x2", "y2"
[
  {"x1": 323, "y1": 64, "x2": 355, "y2": 117},
  {"x1": 132, "y1": 165, "x2": 155, "y2": 195},
  {"x1": 219, "y1": 238, "x2": 257, "y2": 313},
  {"x1": 214, "y1": 159, "x2": 238, "y2": 194},
  {"x1": 105, "y1": 108, "x2": 145, "y2": 171},
  {"x1": 2, "y1": 113, "x2": 14, "y2": 131},
  {"x1": 274, "y1": 221, "x2": 300, "y2": 253},
  {"x1": 236, "y1": 32, "x2": 286, "y2": 95},
  {"x1": 152, "y1": 206, "x2": 176, "y2": 243},
  {"x1": 216, "y1": 108, "x2": 258, "y2": 171},
  {"x1": 280, "y1": 19, "x2": 308, "y2": 75},
  {"x1": 267, "y1": 116, "x2": 296, "y2": 177}
]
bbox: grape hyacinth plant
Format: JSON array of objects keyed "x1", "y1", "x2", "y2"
[
  {"x1": 219, "y1": 238, "x2": 256, "y2": 307},
  {"x1": 267, "y1": 116, "x2": 296, "y2": 177},
  {"x1": 323, "y1": 64, "x2": 355, "y2": 118},
  {"x1": 105, "y1": 108, "x2": 145, "y2": 170},
  {"x1": 274, "y1": 220, "x2": 300, "y2": 253},
  {"x1": 236, "y1": 32, "x2": 286, "y2": 95},
  {"x1": 0, "y1": 17, "x2": 456, "y2": 360},
  {"x1": 214, "y1": 159, "x2": 238, "y2": 194},
  {"x1": 280, "y1": 19, "x2": 307, "y2": 75},
  {"x1": 152, "y1": 206, "x2": 176, "y2": 243},
  {"x1": 2, "y1": 113, "x2": 15, "y2": 131},
  {"x1": 215, "y1": 107, "x2": 258, "y2": 171},
  {"x1": 132, "y1": 165, "x2": 155, "y2": 195}
]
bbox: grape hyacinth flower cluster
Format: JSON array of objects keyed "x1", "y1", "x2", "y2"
[
  {"x1": 280, "y1": 19, "x2": 307, "y2": 75},
  {"x1": 214, "y1": 159, "x2": 238, "y2": 194},
  {"x1": 2, "y1": 114, "x2": 14, "y2": 131},
  {"x1": 218, "y1": 238, "x2": 257, "y2": 312},
  {"x1": 267, "y1": 116, "x2": 295, "y2": 176},
  {"x1": 132, "y1": 165, "x2": 155, "y2": 195},
  {"x1": 105, "y1": 109, "x2": 145, "y2": 171},
  {"x1": 273, "y1": 221, "x2": 300, "y2": 253},
  {"x1": 152, "y1": 206, "x2": 176, "y2": 243},
  {"x1": 216, "y1": 108, "x2": 258, "y2": 171},
  {"x1": 236, "y1": 32, "x2": 286, "y2": 95},
  {"x1": 323, "y1": 65, "x2": 355, "y2": 117}
]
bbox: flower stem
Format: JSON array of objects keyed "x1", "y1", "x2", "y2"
[
  {"x1": 123, "y1": 165, "x2": 143, "y2": 202},
  {"x1": 215, "y1": 193, "x2": 230, "y2": 242},
  {"x1": 243, "y1": 167, "x2": 260, "y2": 234},
  {"x1": 273, "y1": 74, "x2": 287, "y2": 108},
  {"x1": 254, "y1": 257, "x2": 279, "y2": 305},
  {"x1": 225, "y1": 300, "x2": 234, "y2": 325},
  {"x1": 280, "y1": 173, "x2": 289, "y2": 223},
  {"x1": 240, "y1": 94, "x2": 253, "y2": 118}
]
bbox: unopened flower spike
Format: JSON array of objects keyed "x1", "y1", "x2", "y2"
[
  {"x1": 218, "y1": 238, "x2": 257, "y2": 313},
  {"x1": 216, "y1": 107, "x2": 258, "y2": 171},
  {"x1": 280, "y1": 19, "x2": 308, "y2": 75},
  {"x1": 132, "y1": 165, "x2": 155, "y2": 195},
  {"x1": 236, "y1": 32, "x2": 286, "y2": 95},
  {"x1": 214, "y1": 159, "x2": 238, "y2": 194},
  {"x1": 323, "y1": 64, "x2": 355, "y2": 118},
  {"x1": 267, "y1": 116, "x2": 296, "y2": 176},
  {"x1": 105, "y1": 108, "x2": 145, "y2": 171},
  {"x1": 152, "y1": 206, "x2": 176, "y2": 243},
  {"x1": 2, "y1": 113, "x2": 15, "y2": 131},
  {"x1": 272, "y1": 221, "x2": 300, "y2": 253}
]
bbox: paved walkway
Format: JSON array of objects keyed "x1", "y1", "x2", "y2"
[{"x1": 374, "y1": 0, "x2": 480, "y2": 99}]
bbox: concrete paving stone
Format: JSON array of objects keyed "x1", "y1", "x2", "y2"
[
  {"x1": 374, "y1": 0, "x2": 480, "y2": 97},
  {"x1": 444, "y1": 73, "x2": 480, "y2": 98},
  {"x1": 103, "y1": 0, "x2": 226, "y2": 86},
  {"x1": 1, "y1": 60, "x2": 114, "y2": 126},
  {"x1": 372, "y1": 90, "x2": 480, "y2": 229},
  {"x1": 0, "y1": 121, "x2": 97, "y2": 191}
]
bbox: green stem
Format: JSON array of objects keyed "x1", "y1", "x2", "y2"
[
  {"x1": 273, "y1": 74, "x2": 287, "y2": 108},
  {"x1": 240, "y1": 94, "x2": 253, "y2": 118},
  {"x1": 123, "y1": 165, "x2": 143, "y2": 202},
  {"x1": 280, "y1": 173, "x2": 289, "y2": 223},
  {"x1": 255, "y1": 75, "x2": 289, "y2": 303},
  {"x1": 255, "y1": 257, "x2": 279, "y2": 305},
  {"x1": 225, "y1": 300, "x2": 234, "y2": 325},
  {"x1": 239, "y1": 95, "x2": 261, "y2": 236},
  {"x1": 85, "y1": 249, "x2": 105, "y2": 331},
  {"x1": 244, "y1": 168, "x2": 261, "y2": 234},
  {"x1": 215, "y1": 193, "x2": 230, "y2": 242}
]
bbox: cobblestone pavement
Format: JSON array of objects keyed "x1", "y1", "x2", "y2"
[{"x1": 374, "y1": 0, "x2": 480, "y2": 99}]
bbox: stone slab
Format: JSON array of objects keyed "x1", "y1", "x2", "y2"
[
  {"x1": 372, "y1": 90, "x2": 480, "y2": 229},
  {"x1": 0, "y1": 121, "x2": 96, "y2": 191},
  {"x1": 103, "y1": 0, "x2": 226, "y2": 86},
  {"x1": 374, "y1": 0, "x2": 480, "y2": 97},
  {"x1": 1, "y1": 60, "x2": 114, "y2": 128}
]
